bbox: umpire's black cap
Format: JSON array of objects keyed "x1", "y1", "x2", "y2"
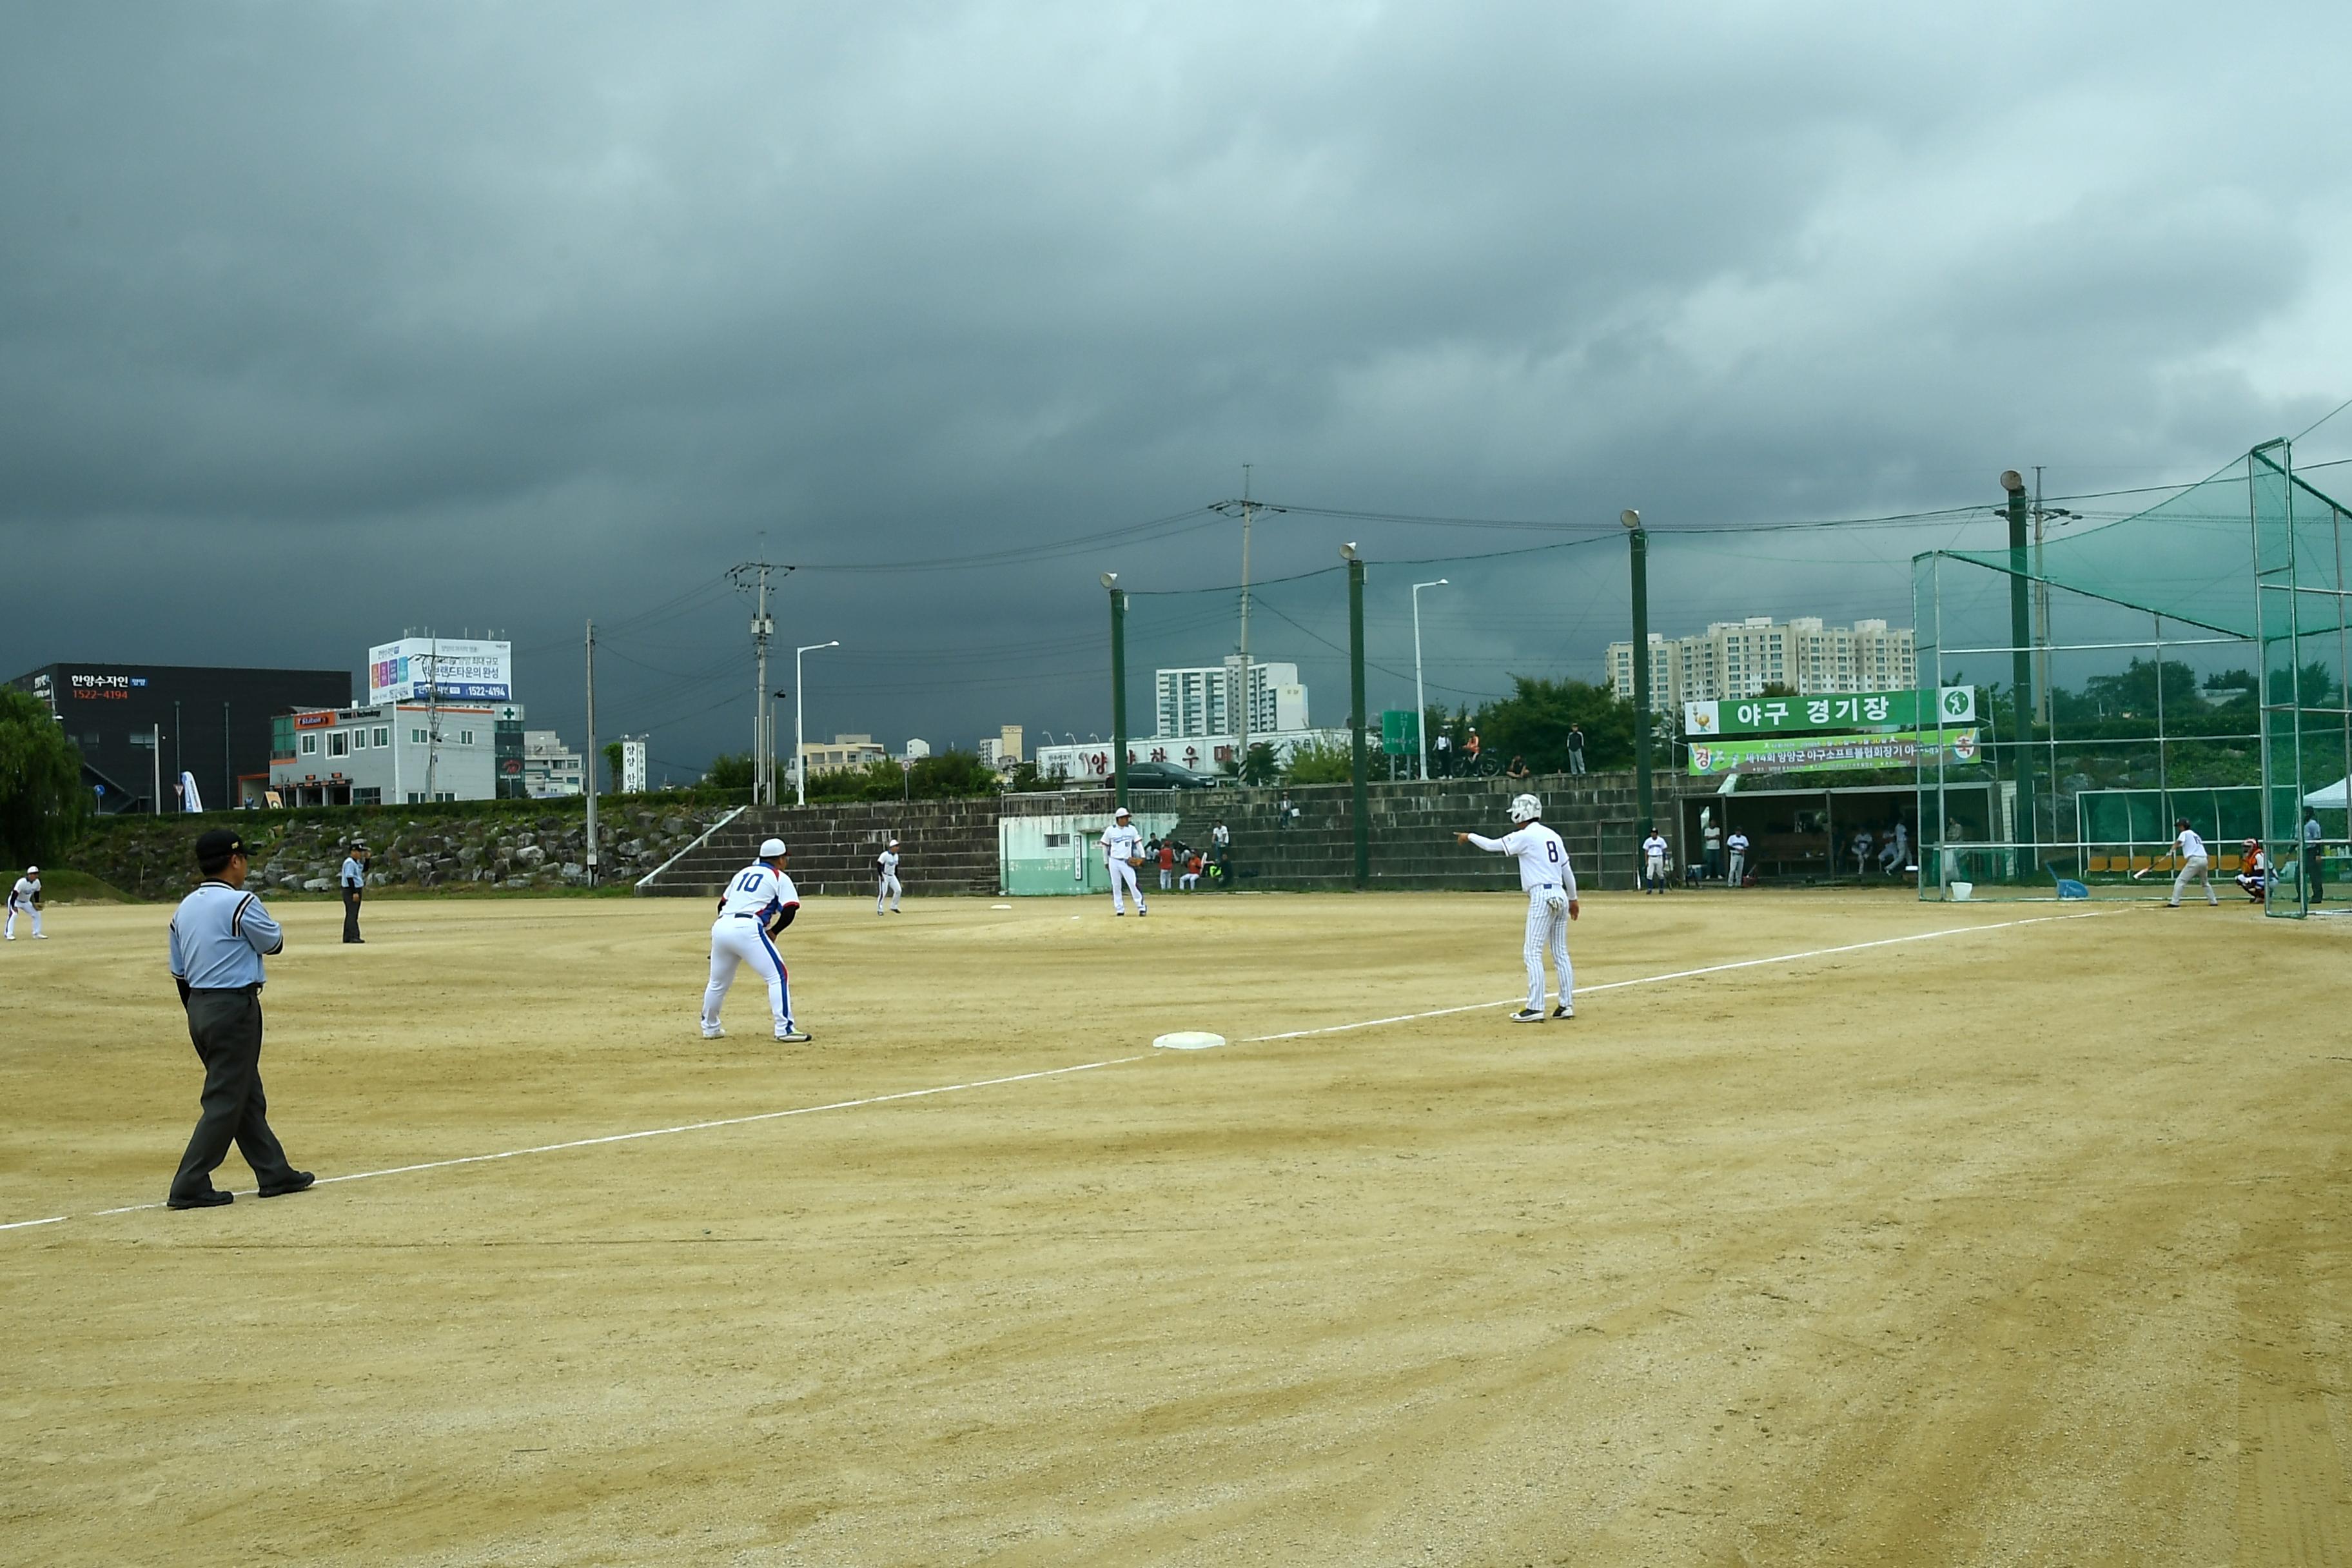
[{"x1": 194, "y1": 828, "x2": 250, "y2": 863}]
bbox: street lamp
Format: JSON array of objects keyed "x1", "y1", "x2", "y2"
[
  {"x1": 794, "y1": 642, "x2": 839, "y2": 807},
  {"x1": 1411, "y1": 578, "x2": 1448, "y2": 779}
]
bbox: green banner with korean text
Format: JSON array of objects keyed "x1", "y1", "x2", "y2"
[
  {"x1": 1687, "y1": 727, "x2": 1983, "y2": 777},
  {"x1": 1683, "y1": 686, "x2": 1976, "y2": 740}
]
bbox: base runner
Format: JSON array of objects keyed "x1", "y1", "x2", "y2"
[
  {"x1": 701, "y1": 836, "x2": 811, "y2": 1042},
  {"x1": 1459, "y1": 793, "x2": 1579, "y2": 1022}
]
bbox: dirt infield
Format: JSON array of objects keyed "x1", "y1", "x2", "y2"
[{"x1": 2, "y1": 889, "x2": 2346, "y2": 1565}]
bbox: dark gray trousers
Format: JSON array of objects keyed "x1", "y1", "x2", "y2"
[
  {"x1": 342, "y1": 888, "x2": 363, "y2": 941},
  {"x1": 172, "y1": 988, "x2": 297, "y2": 1201}
]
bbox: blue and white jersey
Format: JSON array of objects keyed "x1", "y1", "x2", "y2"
[
  {"x1": 169, "y1": 881, "x2": 284, "y2": 990},
  {"x1": 716, "y1": 863, "x2": 799, "y2": 924},
  {"x1": 1469, "y1": 824, "x2": 1576, "y2": 895},
  {"x1": 340, "y1": 856, "x2": 366, "y2": 889}
]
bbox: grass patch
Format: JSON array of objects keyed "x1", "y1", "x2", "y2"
[{"x1": 35, "y1": 869, "x2": 140, "y2": 905}]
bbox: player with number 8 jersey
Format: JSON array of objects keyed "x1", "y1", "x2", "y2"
[
  {"x1": 701, "y1": 837, "x2": 811, "y2": 1043},
  {"x1": 1458, "y1": 794, "x2": 1580, "y2": 1022}
]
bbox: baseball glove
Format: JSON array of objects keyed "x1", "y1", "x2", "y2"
[{"x1": 1128, "y1": 856, "x2": 1145, "y2": 868}]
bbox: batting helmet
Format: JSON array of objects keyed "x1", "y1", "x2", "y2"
[{"x1": 1508, "y1": 794, "x2": 1542, "y2": 823}]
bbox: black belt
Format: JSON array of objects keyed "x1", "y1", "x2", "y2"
[{"x1": 189, "y1": 983, "x2": 263, "y2": 995}]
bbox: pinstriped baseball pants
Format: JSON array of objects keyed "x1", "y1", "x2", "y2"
[{"x1": 1522, "y1": 888, "x2": 1573, "y2": 1014}]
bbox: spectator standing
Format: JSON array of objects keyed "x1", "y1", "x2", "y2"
[
  {"x1": 1156, "y1": 838, "x2": 1177, "y2": 890},
  {"x1": 1701, "y1": 814, "x2": 1722, "y2": 881},
  {"x1": 1726, "y1": 829, "x2": 1750, "y2": 886},
  {"x1": 1431, "y1": 731, "x2": 1452, "y2": 777},
  {"x1": 1211, "y1": 821, "x2": 1230, "y2": 856},
  {"x1": 1565, "y1": 725, "x2": 1587, "y2": 775},
  {"x1": 1277, "y1": 792, "x2": 1293, "y2": 832}
]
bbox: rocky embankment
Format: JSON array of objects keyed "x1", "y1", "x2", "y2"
[{"x1": 65, "y1": 802, "x2": 736, "y2": 900}]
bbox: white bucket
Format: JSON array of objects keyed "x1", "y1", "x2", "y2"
[{"x1": 1950, "y1": 881, "x2": 1974, "y2": 901}]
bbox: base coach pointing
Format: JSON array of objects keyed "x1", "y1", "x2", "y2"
[{"x1": 166, "y1": 828, "x2": 313, "y2": 1210}]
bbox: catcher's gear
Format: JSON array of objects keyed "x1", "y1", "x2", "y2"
[{"x1": 1508, "y1": 793, "x2": 1542, "y2": 824}]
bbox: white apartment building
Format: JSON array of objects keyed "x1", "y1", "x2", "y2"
[
  {"x1": 800, "y1": 732, "x2": 887, "y2": 778},
  {"x1": 1155, "y1": 658, "x2": 1308, "y2": 738},
  {"x1": 1607, "y1": 617, "x2": 1917, "y2": 714}
]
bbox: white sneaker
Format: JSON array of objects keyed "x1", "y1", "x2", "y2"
[
  {"x1": 1510, "y1": 1008, "x2": 1545, "y2": 1023},
  {"x1": 701, "y1": 1025, "x2": 726, "y2": 1039},
  {"x1": 1551, "y1": 1004, "x2": 1573, "y2": 1019},
  {"x1": 776, "y1": 1026, "x2": 812, "y2": 1044}
]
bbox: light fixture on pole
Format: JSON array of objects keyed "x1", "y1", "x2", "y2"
[
  {"x1": 794, "y1": 641, "x2": 840, "y2": 807},
  {"x1": 1411, "y1": 578, "x2": 1448, "y2": 779}
]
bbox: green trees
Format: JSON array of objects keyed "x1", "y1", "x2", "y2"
[
  {"x1": 1465, "y1": 677, "x2": 1637, "y2": 773},
  {"x1": 1280, "y1": 739, "x2": 1353, "y2": 785},
  {"x1": 0, "y1": 687, "x2": 90, "y2": 863}
]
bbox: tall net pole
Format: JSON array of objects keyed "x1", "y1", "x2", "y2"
[
  {"x1": 1346, "y1": 545, "x2": 1368, "y2": 888},
  {"x1": 2001, "y1": 471, "x2": 2037, "y2": 866}
]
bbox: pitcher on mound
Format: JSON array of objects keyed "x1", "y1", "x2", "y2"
[
  {"x1": 1102, "y1": 806, "x2": 1148, "y2": 916},
  {"x1": 1458, "y1": 794, "x2": 1579, "y2": 1022}
]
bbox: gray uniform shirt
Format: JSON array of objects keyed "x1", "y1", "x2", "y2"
[{"x1": 168, "y1": 881, "x2": 284, "y2": 990}]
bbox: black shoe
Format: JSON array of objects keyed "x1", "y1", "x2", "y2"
[
  {"x1": 1551, "y1": 1004, "x2": 1574, "y2": 1019},
  {"x1": 168, "y1": 1189, "x2": 233, "y2": 1210},
  {"x1": 259, "y1": 1171, "x2": 316, "y2": 1198}
]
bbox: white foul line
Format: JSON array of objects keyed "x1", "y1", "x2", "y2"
[
  {"x1": 1241, "y1": 910, "x2": 2111, "y2": 1041},
  {"x1": 1, "y1": 909, "x2": 2105, "y2": 1233}
]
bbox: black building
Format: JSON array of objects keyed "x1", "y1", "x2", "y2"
[{"x1": 11, "y1": 663, "x2": 353, "y2": 813}]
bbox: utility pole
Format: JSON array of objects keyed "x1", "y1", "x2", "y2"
[
  {"x1": 1104, "y1": 574, "x2": 1128, "y2": 809},
  {"x1": 222, "y1": 701, "x2": 232, "y2": 810},
  {"x1": 1344, "y1": 544, "x2": 1369, "y2": 888},
  {"x1": 1623, "y1": 510, "x2": 1652, "y2": 833},
  {"x1": 2001, "y1": 471, "x2": 2036, "y2": 859},
  {"x1": 1210, "y1": 472, "x2": 1287, "y2": 778},
  {"x1": 425, "y1": 629, "x2": 441, "y2": 803},
  {"x1": 2027, "y1": 467, "x2": 2075, "y2": 729},
  {"x1": 729, "y1": 560, "x2": 792, "y2": 805},
  {"x1": 584, "y1": 618, "x2": 599, "y2": 886}
]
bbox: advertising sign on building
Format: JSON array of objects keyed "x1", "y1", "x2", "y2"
[
  {"x1": 367, "y1": 638, "x2": 513, "y2": 704},
  {"x1": 1683, "y1": 685, "x2": 1975, "y2": 739},
  {"x1": 1687, "y1": 727, "x2": 1983, "y2": 776}
]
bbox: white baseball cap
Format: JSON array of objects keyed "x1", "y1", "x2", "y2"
[
  {"x1": 888, "y1": 838, "x2": 899, "y2": 846},
  {"x1": 759, "y1": 838, "x2": 787, "y2": 858},
  {"x1": 24, "y1": 865, "x2": 36, "y2": 875},
  {"x1": 1113, "y1": 806, "x2": 1130, "y2": 818}
]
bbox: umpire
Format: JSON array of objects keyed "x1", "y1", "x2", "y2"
[
  {"x1": 340, "y1": 840, "x2": 370, "y2": 943},
  {"x1": 166, "y1": 827, "x2": 313, "y2": 1210}
]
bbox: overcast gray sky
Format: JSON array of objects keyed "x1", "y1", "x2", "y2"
[{"x1": 6, "y1": 1, "x2": 2349, "y2": 774}]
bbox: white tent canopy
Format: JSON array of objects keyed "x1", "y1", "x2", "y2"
[{"x1": 2306, "y1": 778, "x2": 2348, "y2": 808}]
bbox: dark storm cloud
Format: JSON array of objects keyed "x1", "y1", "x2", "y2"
[{"x1": 5, "y1": 1, "x2": 2349, "y2": 767}]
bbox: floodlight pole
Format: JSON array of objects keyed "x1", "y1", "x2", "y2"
[
  {"x1": 1412, "y1": 579, "x2": 1447, "y2": 779},
  {"x1": 2002, "y1": 471, "x2": 2037, "y2": 861},
  {"x1": 1625, "y1": 510, "x2": 1652, "y2": 832},
  {"x1": 1344, "y1": 544, "x2": 1369, "y2": 888},
  {"x1": 1104, "y1": 574, "x2": 1128, "y2": 810},
  {"x1": 584, "y1": 619, "x2": 598, "y2": 885},
  {"x1": 794, "y1": 640, "x2": 839, "y2": 807}
]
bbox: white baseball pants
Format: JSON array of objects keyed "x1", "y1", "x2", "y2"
[
  {"x1": 3, "y1": 903, "x2": 37, "y2": 938},
  {"x1": 703, "y1": 917, "x2": 792, "y2": 1033},
  {"x1": 2170, "y1": 856, "x2": 2219, "y2": 906},
  {"x1": 877, "y1": 872, "x2": 901, "y2": 912},
  {"x1": 1108, "y1": 859, "x2": 1146, "y2": 913},
  {"x1": 1727, "y1": 851, "x2": 1746, "y2": 885},
  {"x1": 1522, "y1": 888, "x2": 1573, "y2": 1014}
]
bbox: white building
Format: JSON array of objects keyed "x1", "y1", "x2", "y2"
[
  {"x1": 975, "y1": 725, "x2": 1024, "y2": 770},
  {"x1": 271, "y1": 703, "x2": 500, "y2": 806},
  {"x1": 1607, "y1": 617, "x2": 1917, "y2": 714},
  {"x1": 1155, "y1": 659, "x2": 1307, "y2": 738},
  {"x1": 902, "y1": 738, "x2": 932, "y2": 762},
  {"x1": 521, "y1": 730, "x2": 585, "y2": 798},
  {"x1": 801, "y1": 733, "x2": 887, "y2": 778}
]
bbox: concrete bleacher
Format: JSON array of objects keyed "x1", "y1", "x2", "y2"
[{"x1": 635, "y1": 798, "x2": 1001, "y2": 899}]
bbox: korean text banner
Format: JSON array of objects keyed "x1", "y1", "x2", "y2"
[
  {"x1": 367, "y1": 638, "x2": 513, "y2": 704},
  {"x1": 1687, "y1": 727, "x2": 1983, "y2": 776},
  {"x1": 1684, "y1": 686, "x2": 1976, "y2": 739}
]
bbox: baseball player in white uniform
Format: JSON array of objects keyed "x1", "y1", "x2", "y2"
[
  {"x1": 1101, "y1": 807, "x2": 1147, "y2": 916},
  {"x1": 5, "y1": 866, "x2": 43, "y2": 939},
  {"x1": 876, "y1": 838, "x2": 902, "y2": 914},
  {"x1": 2166, "y1": 818, "x2": 2220, "y2": 907},
  {"x1": 701, "y1": 837, "x2": 811, "y2": 1041},
  {"x1": 1641, "y1": 829, "x2": 1669, "y2": 892},
  {"x1": 1459, "y1": 794, "x2": 1578, "y2": 1021},
  {"x1": 1725, "y1": 831, "x2": 1750, "y2": 887}
]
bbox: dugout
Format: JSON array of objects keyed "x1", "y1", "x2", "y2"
[{"x1": 1681, "y1": 781, "x2": 1990, "y2": 885}]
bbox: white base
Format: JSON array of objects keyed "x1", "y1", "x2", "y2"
[{"x1": 1152, "y1": 1031, "x2": 1228, "y2": 1052}]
